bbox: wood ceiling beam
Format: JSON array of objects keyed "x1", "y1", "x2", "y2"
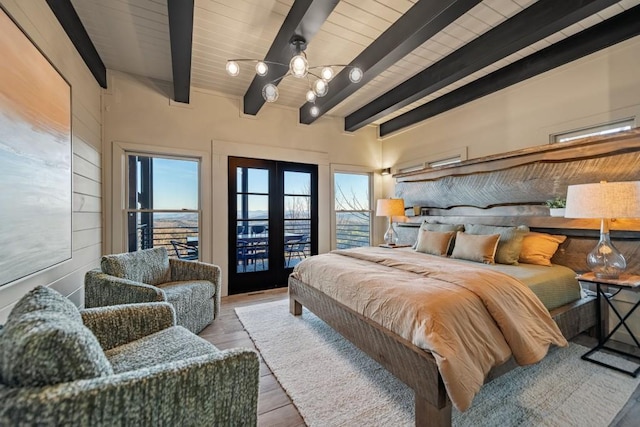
[
  {"x1": 167, "y1": 0, "x2": 194, "y2": 103},
  {"x1": 378, "y1": 6, "x2": 640, "y2": 137},
  {"x1": 46, "y1": 0, "x2": 106, "y2": 88},
  {"x1": 345, "y1": 0, "x2": 620, "y2": 132},
  {"x1": 299, "y1": 0, "x2": 482, "y2": 125},
  {"x1": 243, "y1": 0, "x2": 339, "y2": 116}
]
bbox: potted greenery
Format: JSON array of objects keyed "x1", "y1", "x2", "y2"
[{"x1": 545, "y1": 197, "x2": 566, "y2": 217}]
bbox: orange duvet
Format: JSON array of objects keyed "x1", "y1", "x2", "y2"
[{"x1": 290, "y1": 247, "x2": 567, "y2": 411}]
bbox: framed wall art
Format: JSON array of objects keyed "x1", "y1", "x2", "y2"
[{"x1": 0, "y1": 6, "x2": 72, "y2": 286}]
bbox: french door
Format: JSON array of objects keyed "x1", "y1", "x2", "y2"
[{"x1": 228, "y1": 157, "x2": 318, "y2": 294}]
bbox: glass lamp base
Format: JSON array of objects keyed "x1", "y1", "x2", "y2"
[
  {"x1": 587, "y1": 231, "x2": 626, "y2": 279},
  {"x1": 384, "y1": 222, "x2": 398, "y2": 245}
]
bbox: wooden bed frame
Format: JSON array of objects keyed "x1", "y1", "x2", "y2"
[
  {"x1": 289, "y1": 276, "x2": 596, "y2": 427},
  {"x1": 287, "y1": 131, "x2": 640, "y2": 426}
]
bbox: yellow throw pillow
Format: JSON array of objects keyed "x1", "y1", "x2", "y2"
[
  {"x1": 414, "y1": 230, "x2": 456, "y2": 256},
  {"x1": 519, "y1": 232, "x2": 567, "y2": 266},
  {"x1": 450, "y1": 232, "x2": 501, "y2": 264}
]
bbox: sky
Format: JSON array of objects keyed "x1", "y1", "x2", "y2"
[
  {"x1": 150, "y1": 157, "x2": 199, "y2": 210},
  {"x1": 139, "y1": 159, "x2": 370, "y2": 213}
]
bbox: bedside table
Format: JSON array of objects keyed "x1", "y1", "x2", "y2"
[{"x1": 577, "y1": 272, "x2": 640, "y2": 377}]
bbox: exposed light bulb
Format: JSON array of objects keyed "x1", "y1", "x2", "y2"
[
  {"x1": 262, "y1": 84, "x2": 279, "y2": 102},
  {"x1": 290, "y1": 54, "x2": 308, "y2": 78},
  {"x1": 349, "y1": 67, "x2": 363, "y2": 83},
  {"x1": 226, "y1": 61, "x2": 240, "y2": 77},
  {"x1": 255, "y1": 61, "x2": 268, "y2": 76},
  {"x1": 320, "y1": 67, "x2": 334, "y2": 81},
  {"x1": 312, "y1": 79, "x2": 328, "y2": 97},
  {"x1": 306, "y1": 90, "x2": 316, "y2": 103},
  {"x1": 310, "y1": 105, "x2": 320, "y2": 117}
]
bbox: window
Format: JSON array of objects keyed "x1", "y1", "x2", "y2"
[
  {"x1": 126, "y1": 154, "x2": 200, "y2": 259},
  {"x1": 551, "y1": 118, "x2": 634, "y2": 143},
  {"x1": 334, "y1": 172, "x2": 372, "y2": 249}
]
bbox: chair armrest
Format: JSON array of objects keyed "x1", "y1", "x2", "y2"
[
  {"x1": 0, "y1": 348, "x2": 260, "y2": 426},
  {"x1": 81, "y1": 303, "x2": 176, "y2": 351},
  {"x1": 85, "y1": 269, "x2": 166, "y2": 308},
  {"x1": 169, "y1": 260, "x2": 221, "y2": 318}
]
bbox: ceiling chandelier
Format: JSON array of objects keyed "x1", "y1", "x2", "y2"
[{"x1": 225, "y1": 35, "x2": 363, "y2": 117}]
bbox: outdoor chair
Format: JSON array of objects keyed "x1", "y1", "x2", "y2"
[
  {"x1": 285, "y1": 235, "x2": 308, "y2": 267},
  {"x1": 170, "y1": 240, "x2": 198, "y2": 260},
  {"x1": 251, "y1": 225, "x2": 266, "y2": 235},
  {"x1": 85, "y1": 247, "x2": 220, "y2": 333},
  {"x1": 237, "y1": 240, "x2": 268, "y2": 272}
]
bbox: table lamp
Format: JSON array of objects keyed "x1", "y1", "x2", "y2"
[
  {"x1": 565, "y1": 181, "x2": 640, "y2": 279},
  {"x1": 376, "y1": 198, "x2": 405, "y2": 245}
]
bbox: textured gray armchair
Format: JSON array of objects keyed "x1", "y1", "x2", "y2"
[
  {"x1": 85, "y1": 247, "x2": 220, "y2": 333},
  {"x1": 0, "y1": 286, "x2": 259, "y2": 426}
]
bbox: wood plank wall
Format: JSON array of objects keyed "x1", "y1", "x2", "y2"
[
  {"x1": 393, "y1": 129, "x2": 640, "y2": 272},
  {"x1": 0, "y1": 0, "x2": 102, "y2": 322}
]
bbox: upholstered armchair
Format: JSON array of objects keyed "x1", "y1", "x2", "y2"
[
  {"x1": 85, "y1": 247, "x2": 220, "y2": 333},
  {"x1": 0, "y1": 286, "x2": 259, "y2": 426}
]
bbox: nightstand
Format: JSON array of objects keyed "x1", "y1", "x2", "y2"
[{"x1": 577, "y1": 272, "x2": 640, "y2": 377}]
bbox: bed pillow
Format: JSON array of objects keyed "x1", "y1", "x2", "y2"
[
  {"x1": 519, "y1": 232, "x2": 567, "y2": 266},
  {"x1": 417, "y1": 221, "x2": 465, "y2": 253},
  {"x1": 464, "y1": 224, "x2": 529, "y2": 265},
  {"x1": 414, "y1": 230, "x2": 456, "y2": 256},
  {"x1": 450, "y1": 232, "x2": 500, "y2": 264}
]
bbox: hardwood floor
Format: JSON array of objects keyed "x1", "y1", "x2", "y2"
[
  {"x1": 200, "y1": 288, "x2": 639, "y2": 427},
  {"x1": 199, "y1": 289, "x2": 305, "y2": 427}
]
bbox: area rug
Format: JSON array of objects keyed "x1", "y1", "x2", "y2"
[{"x1": 236, "y1": 300, "x2": 640, "y2": 427}]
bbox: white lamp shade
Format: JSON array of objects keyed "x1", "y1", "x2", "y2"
[
  {"x1": 226, "y1": 61, "x2": 240, "y2": 76},
  {"x1": 565, "y1": 181, "x2": 640, "y2": 219},
  {"x1": 262, "y1": 83, "x2": 279, "y2": 103},
  {"x1": 255, "y1": 61, "x2": 268, "y2": 76},
  {"x1": 320, "y1": 67, "x2": 334, "y2": 81},
  {"x1": 376, "y1": 199, "x2": 405, "y2": 217},
  {"x1": 349, "y1": 67, "x2": 363, "y2": 83},
  {"x1": 289, "y1": 55, "x2": 308, "y2": 78},
  {"x1": 312, "y1": 79, "x2": 328, "y2": 97}
]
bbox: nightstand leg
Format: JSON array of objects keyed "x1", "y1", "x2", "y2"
[{"x1": 582, "y1": 282, "x2": 640, "y2": 377}]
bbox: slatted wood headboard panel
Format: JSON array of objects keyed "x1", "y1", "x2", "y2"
[{"x1": 393, "y1": 129, "x2": 640, "y2": 274}]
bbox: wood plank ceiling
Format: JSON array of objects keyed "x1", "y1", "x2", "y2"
[{"x1": 64, "y1": 0, "x2": 640, "y2": 136}]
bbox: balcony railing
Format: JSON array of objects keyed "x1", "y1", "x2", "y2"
[
  {"x1": 137, "y1": 225, "x2": 199, "y2": 259},
  {"x1": 336, "y1": 223, "x2": 370, "y2": 249},
  {"x1": 135, "y1": 221, "x2": 370, "y2": 260}
]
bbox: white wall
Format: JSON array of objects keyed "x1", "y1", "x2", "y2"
[
  {"x1": 102, "y1": 71, "x2": 382, "y2": 295},
  {"x1": 0, "y1": 0, "x2": 102, "y2": 322},
  {"x1": 382, "y1": 35, "x2": 640, "y2": 167}
]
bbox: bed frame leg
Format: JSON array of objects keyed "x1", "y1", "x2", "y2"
[
  {"x1": 415, "y1": 395, "x2": 451, "y2": 427},
  {"x1": 290, "y1": 298, "x2": 302, "y2": 315}
]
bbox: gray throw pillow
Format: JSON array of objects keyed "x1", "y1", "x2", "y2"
[
  {"x1": 450, "y1": 232, "x2": 501, "y2": 264},
  {"x1": 101, "y1": 247, "x2": 171, "y2": 285},
  {"x1": 0, "y1": 311, "x2": 113, "y2": 387},
  {"x1": 414, "y1": 229, "x2": 455, "y2": 256},
  {"x1": 417, "y1": 221, "x2": 465, "y2": 254},
  {"x1": 464, "y1": 224, "x2": 529, "y2": 265}
]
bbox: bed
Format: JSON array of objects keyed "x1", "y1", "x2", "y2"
[
  {"x1": 288, "y1": 245, "x2": 596, "y2": 426},
  {"x1": 286, "y1": 131, "x2": 640, "y2": 426}
]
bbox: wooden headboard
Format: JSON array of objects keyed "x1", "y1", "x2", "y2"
[{"x1": 393, "y1": 129, "x2": 640, "y2": 274}]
